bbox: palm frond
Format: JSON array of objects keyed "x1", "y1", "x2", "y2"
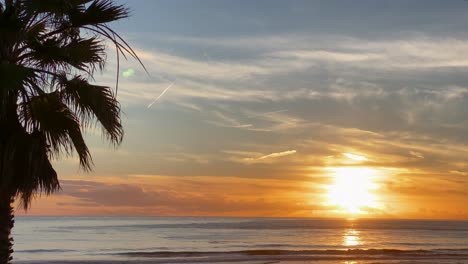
[
  {"x1": 0, "y1": 3, "x2": 25, "y2": 45},
  {"x1": 0, "y1": 63, "x2": 36, "y2": 95},
  {"x1": 58, "y1": 75, "x2": 123, "y2": 144},
  {"x1": 69, "y1": 0, "x2": 128, "y2": 27},
  {"x1": 0, "y1": 64, "x2": 37, "y2": 116},
  {"x1": 22, "y1": 92, "x2": 92, "y2": 170},
  {"x1": 25, "y1": 19, "x2": 46, "y2": 39},
  {"x1": 21, "y1": 0, "x2": 91, "y2": 16},
  {"x1": 25, "y1": 36, "x2": 105, "y2": 73},
  {"x1": 1, "y1": 129, "x2": 59, "y2": 208}
]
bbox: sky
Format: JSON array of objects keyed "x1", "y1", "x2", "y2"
[{"x1": 18, "y1": 0, "x2": 468, "y2": 219}]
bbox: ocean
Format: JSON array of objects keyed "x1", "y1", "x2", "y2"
[{"x1": 11, "y1": 217, "x2": 468, "y2": 264}]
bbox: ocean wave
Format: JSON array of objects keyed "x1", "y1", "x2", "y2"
[
  {"x1": 119, "y1": 248, "x2": 468, "y2": 260},
  {"x1": 16, "y1": 249, "x2": 78, "y2": 253},
  {"x1": 14, "y1": 249, "x2": 468, "y2": 264}
]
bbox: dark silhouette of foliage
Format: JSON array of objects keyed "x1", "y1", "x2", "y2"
[{"x1": 0, "y1": 1, "x2": 142, "y2": 262}]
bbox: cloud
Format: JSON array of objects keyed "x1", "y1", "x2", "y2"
[
  {"x1": 203, "y1": 107, "x2": 305, "y2": 133},
  {"x1": 257, "y1": 150, "x2": 297, "y2": 160},
  {"x1": 343, "y1": 153, "x2": 368, "y2": 161},
  {"x1": 409, "y1": 151, "x2": 424, "y2": 159},
  {"x1": 243, "y1": 150, "x2": 297, "y2": 163},
  {"x1": 206, "y1": 111, "x2": 253, "y2": 129},
  {"x1": 153, "y1": 34, "x2": 468, "y2": 70},
  {"x1": 20, "y1": 175, "x2": 327, "y2": 217},
  {"x1": 449, "y1": 170, "x2": 468, "y2": 176},
  {"x1": 247, "y1": 109, "x2": 288, "y2": 118},
  {"x1": 272, "y1": 50, "x2": 383, "y2": 62},
  {"x1": 238, "y1": 108, "x2": 307, "y2": 132},
  {"x1": 159, "y1": 152, "x2": 211, "y2": 164},
  {"x1": 96, "y1": 34, "x2": 468, "y2": 120}
]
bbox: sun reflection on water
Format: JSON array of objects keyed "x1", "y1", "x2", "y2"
[{"x1": 343, "y1": 229, "x2": 361, "y2": 247}]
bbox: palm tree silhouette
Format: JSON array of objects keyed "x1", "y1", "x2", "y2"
[{"x1": 0, "y1": 1, "x2": 144, "y2": 262}]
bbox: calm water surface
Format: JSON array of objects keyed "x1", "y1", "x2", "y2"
[{"x1": 11, "y1": 217, "x2": 468, "y2": 263}]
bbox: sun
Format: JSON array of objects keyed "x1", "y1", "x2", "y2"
[{"x1": 325, "y1": 167, "x2": 381, "y2": 215}]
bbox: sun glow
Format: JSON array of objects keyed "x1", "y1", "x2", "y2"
[{"x1": 326, "y1": 167, "x2": 382, "y2": 215}]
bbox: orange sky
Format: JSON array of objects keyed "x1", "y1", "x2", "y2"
[{"x1": 17, "y1": 150, "x2": 468, "y2": 219}]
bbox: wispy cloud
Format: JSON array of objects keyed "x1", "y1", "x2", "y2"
[
  {"x1": 343, "y1": 153, "x2": 368, "y2": 161},
  {"x1": 241, "y1": 109, "x2": 306, "y2": 132},
  {"x1": 150, "y1": 34, "x2": 468, "y2": 69},
  {"x1": 95, "y1": 34, "x2": 468, "y2": 173},
  {"x1": 256, "y1": 150, "x2": 297, "y2": 160},
  {"x1": 206, "y1": 111, "x2": 253, "y2": 129},
  {"x1": 99, "y1": 35, "x2": 468, "y2": 117},
  {"x1": 409, "y1": 151, "x2": 425, "y2": 159},
  {"x1": 243, "y1": 150, "x2": 297, "y2": 163},
  {"x1": 20, "y1": 175, "x2": 325, "y2": 217},
  {"x1": 247, "y1": 109, "x2": 288, "y2": 118}
]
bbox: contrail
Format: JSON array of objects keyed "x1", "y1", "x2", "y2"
[{"x1": 147, "y1": 82, "x2": 175, "y2": 108}]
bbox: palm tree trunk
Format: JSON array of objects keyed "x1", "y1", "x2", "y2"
[{"x1": 0, "y1": 193, "x2": 14, "y2": 264}]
